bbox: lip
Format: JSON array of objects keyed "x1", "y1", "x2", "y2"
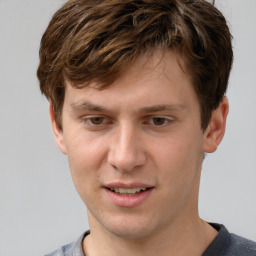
[
  {"x1": 103, "y1": 182, "x2": 154, "y2": 208},
  {"x1": 105, "y1": 182, "x2": 153, "y2": 189}
]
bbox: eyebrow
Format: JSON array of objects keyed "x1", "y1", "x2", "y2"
[
  {"x1": 70, "y1": 101, "x2": 106, "y2": 112},
  {"x1": 139, "y1": 104, "x2": 187, "y2": 113},
  {"x1": 70, "y1": 101, "x2": 187, "y2": 113}
]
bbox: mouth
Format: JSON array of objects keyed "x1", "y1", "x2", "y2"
[
  {"x1": 106, "y1": 187, "x2": 151, "y2": 196},
  {"x1": 104, "y1": 184, "x2": 154, "y2": 207}
]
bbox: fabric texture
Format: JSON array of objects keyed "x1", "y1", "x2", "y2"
[
  {"x1": 44, "y1": 224, "x2": 256, "y2": 256},
  {"x1": 203, "y1": 223, "x2": 256, "y2": 256},
  {"x1": 44, "y1": 231, "x2": 88, "y2": 256}
]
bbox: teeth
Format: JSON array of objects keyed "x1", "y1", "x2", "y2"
[{"x1": 109, "y1": 187, "x2": 147, "y2": 195}]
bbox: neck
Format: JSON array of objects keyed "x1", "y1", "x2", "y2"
[{"x1": 83, "y1": 215, "x2": 218, "y2": 256}]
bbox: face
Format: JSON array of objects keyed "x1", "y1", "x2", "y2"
[{"x1": 51, "y1": 50, "x2": 227, "y2": 240}]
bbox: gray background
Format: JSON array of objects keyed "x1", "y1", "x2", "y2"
[{"x1": 0, "y1": 0, "x2": 255, "y2": 255}]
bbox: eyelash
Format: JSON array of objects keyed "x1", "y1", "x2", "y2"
[
  {"x1": 145, "y1": 117, "x2": 172, "y2": 126},
  {"x1": 81, "y1": 116, "x2": 173, "y2": 129},
  {"x1": 82, "y1": 116, "x2": 112, "y2": 127}
]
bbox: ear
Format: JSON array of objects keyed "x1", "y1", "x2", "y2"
[
  {"x1": 203, "y1": 97, "x2": 229, "y2": 153},
  {"x1": 49, "y1": 104, "x2": 67, "y2": 155}
]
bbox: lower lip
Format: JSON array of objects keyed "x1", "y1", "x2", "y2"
[{"x1": 104, "y1": 188, "x2": 153, "y2": 208}]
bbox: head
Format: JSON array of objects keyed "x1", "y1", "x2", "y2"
[
  {"x1": 37, "y1": 0, "x2": 232, "y2": 241},
  {"x1": 37, "y1": 0, "x2": 233, "y2": 131}
]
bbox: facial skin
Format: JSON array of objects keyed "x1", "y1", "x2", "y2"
[{"x1": 50, "y1": 50, "x2": 228, "y2": 256}]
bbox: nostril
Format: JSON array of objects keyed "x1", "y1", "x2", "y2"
[{"x1": 107, "y1": 136, "x2": 147, "y2": 172}]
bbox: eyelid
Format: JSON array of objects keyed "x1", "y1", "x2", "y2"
[
  {"x1": 80, "y1": 114, "x2": 174, "y2": 129},
  {"x1": 81, "y1": 115, "x2": 113, "y2": 127},
  {"x1": 144, "y1": 115, "x2": 174, "y2": 126}
]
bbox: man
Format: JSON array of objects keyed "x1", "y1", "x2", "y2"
[{"x1": 37, "y1": 0, "x2": 256, "y2": 255}]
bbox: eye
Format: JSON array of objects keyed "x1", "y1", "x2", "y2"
[
  {"x1": 89, "y1": 117, "x2": 105, "y2": 125},
  {"x1": 82, "y1": 116, "x2": 112, "y2": 129},
  {"x1": 151, "y1": 117, "x2": 168, "y2": 126},
  {"x1": 145, "y1": 116, "x2": 173, "y2": 127}
]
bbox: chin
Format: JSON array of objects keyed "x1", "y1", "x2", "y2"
[
  {"x1": 108, "y1": 226, "x2": 153, "y2": 240},
  {"x1": 102, "y1": 216, "x2": 157, "y2": 240}
]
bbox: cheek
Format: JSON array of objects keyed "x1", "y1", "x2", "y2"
[
  {"x1": 154, "y1": 136, "x2": 203, "y2": 211},
  {"x1": 65, "y1": 139, "x2": 106, "y2": 204},
  {"x1": 153, "y1": 133, "x2": 203, "y2": 183},
  {"x1": 64, "y1": 133, "x2": 107, "y2": 186},
  {"x1": 65, "y1": 130, "x2": 103, "y2": 164}
]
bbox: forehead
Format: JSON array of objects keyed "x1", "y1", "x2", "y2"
[{"x1": 63, "y1": 50, "x2": 197, "y2": 112}]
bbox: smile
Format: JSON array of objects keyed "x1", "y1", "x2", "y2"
[
  {"x1": 108, "y1": 187, "x2": 148, "y2": 196},
  {"x1": 104, "y1": 185, "x2": 154, "y2": 207}
]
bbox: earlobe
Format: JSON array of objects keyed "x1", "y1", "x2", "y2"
[
  {"x1": 203, "y1": 97, "x2": 229, "y2": 153},
  {"x1": 49, "y1": 104, "x2": 67, "y2": 155}
]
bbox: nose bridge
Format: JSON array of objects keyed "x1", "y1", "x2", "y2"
[{"x1": 108, "y1": 122, "x2": 146, "y2": 171}]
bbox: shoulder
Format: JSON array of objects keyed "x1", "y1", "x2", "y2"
[
  {"x1": 44, "y1": 242, "x2": 74, "y2": 256},
  {"x1": 228, "y1": 233, "x2": 256, "y2": 255},
  {"x1": 203, "y1": 223, "x2": 256, "y2": 256},
  {"x1": 44, "y1": 231, "x2": 89, "y2": 256}
]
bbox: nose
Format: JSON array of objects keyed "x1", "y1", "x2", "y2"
[{"x1": 107, "y1": 124, "x2": 146, "y2": 172}]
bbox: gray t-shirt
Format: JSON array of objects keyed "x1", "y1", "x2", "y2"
[{"x1": 44, "y1": 224, "x2": 256, "y2": 256}]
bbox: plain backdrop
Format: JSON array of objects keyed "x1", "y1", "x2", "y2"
[{"x1": 0, "y1": 0, "x2": 255, "y2": 255}]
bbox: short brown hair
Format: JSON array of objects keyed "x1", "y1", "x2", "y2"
[{"x1": 37, "y1": 0, "x2": 233, "y2": 130}]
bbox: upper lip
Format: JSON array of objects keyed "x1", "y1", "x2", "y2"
[{"x1": 104, "y1": 182, "x2": 154, "y2": 189}]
